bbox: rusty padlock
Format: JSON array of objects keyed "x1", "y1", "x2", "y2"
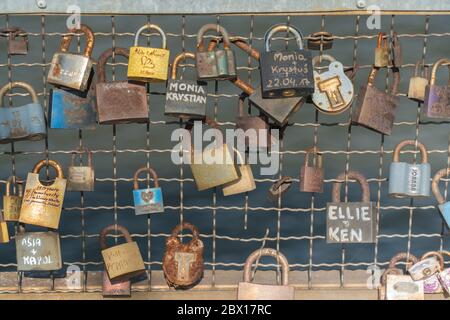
[
  {"x1": 417, "y1": 251, "x2": 446, "y2": 294},
  {"x1": 222, "y1": 148, "x2": 256, "y2": 196},
  {"x1": 432, "y1": 168, "x2": 450, "y2": 229},
  {"x1": 163, "y1": 222, "x2": 204, "y2": 288},
  {"x1": 299, "y1": 147, "x2": 324, "y2": 193},
  {"x1": 4, "y1": 27, "x2": 28, "y2": 55},
  {"x1": 2, "y1": 176, "x2": 23, "y2": 221},
  {"x1": 352, "y1": 66, "x2": 400, "y2": 135},
  {"x1": 423, "y1": 58, "x2": 450, "y2": 119},
  {"x1": 19, "y1": 159, "x2": 66, "y2": 229},
  {"x1": 96, "y1": 47, "x2": 149, "y2": 124},
  {"x1": 307, "y1": 31, "x2": 333, "y2": 50},
  {"x1": 133, "y1": 166, "x2": 164, "y2": 215},
  {"x1": 268, "y1": 176, "x2": 293, "y2": 201},
  {"x1": 0, "y1": 213, "x2": 9, "y2": 243},
  {"x1": 238, "y1": 248, "x2": 295, "y2": 300},
  {"x1": 102, "y1": 271, "x2": 131, "y2": 297},
  {"x1": 100, "y1": 224, "x2": 146, "y2": 282},
  {"x1": 374, "y1": 32, "x2": 389, "y2": 68},
  {"x1": 67, "y1": 147, "x2": 95, "y2": 192},
  {"x1": 408, "y1": 60, "x2": 430, "y2": 102}
]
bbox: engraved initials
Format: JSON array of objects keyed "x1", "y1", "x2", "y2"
[{"x1": 174, "y1": 252, "x2": 195, "y2": 281}]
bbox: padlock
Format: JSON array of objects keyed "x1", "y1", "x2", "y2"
[
  {"x1": 187, "y1": 117, "x2": 240, "y2": 191},
  {"x1": 0, "y1": 213, "x2": 9, "y2": 243},
  {"x1": 165, "y1": 52, "x2": 207, "y2": 119},
  {"x1": 15, "y1": 225, "x2": 62, "y2": 272},
  {"x1": 391, "y1": 32, "x2": 402, "y2": 68},
  {"x1": 416, "y1": 251, "x2": 446, "y2": 294},
  {"x1": 389, "y1": 140, "x2": 431, "y2": 198},
  {"x1": 423, "y1": 58, "x2": 450, "y2": 118},
  {"x1": 268, "y1": 176, "x2": 293, "y2": 201},
  {"x1": 409, "y1": 254, "x2": 442, "y2": 281},
  {"x1": 19, "y1": 159, "x2": 67, "y2": 229},
  {"x1": 437, "y1": 250, "x2": 450, "y2": 293},
  {"x1": 327, "y1": 170, "x2": 376, "y2": 243},
  {"x1": 311, "y1": 54, "x2": 354, "y2": 114},
  {"x1": 196, "y1": 24, "x2": 236, "y2": 81},
  {"x1": 133, "y1": 166, "x2": 164, "y2": 215},
  {"x1": 408, "y1": 60, "x2": 429, "y2": 102},
  {"x1": 6, "y1": 27, "x2": 28, "y2": 55},
  {"x1": 299, "y1": 147, "x2": 324, "y2": 193},
  {"x1": 96, "y1": 47, "x2": 149, "y2": 124},
  {"x1": 260, "y1": 24, "x2": 314, "y2": 98},
  {"x1": 222, "y1": 148, "x2": 256, "y2": 196},
  {"x1": 47, "y1": 24, "x2": 94, "y2": 91},
  {"x1": 238, "y1": 248, "x2": 295, "y2": 300},
  {"x1": 102, "y1": 271, "x2": 131, "y2": 297},
  {"x1": 352, "y1": 66, "x2": 400, "y2": 135},
  {"x1": 307, "y1": 31, "x2": 333, "y2": 50},
  {"x1": 374, "y1": 32, "x2": 389, "y2": 68},
  {"x1": 127, "y1": 24, "x2": 170, "y2": 82},
  {"x1": 0, "y1": 81, "x2": 46, "y2": 144},
  {"x1": 2, "y1": 176, "x2": 23, "y2": 221},
  {"x1": 67, "y1": 147, "x2": 95, "y2": 192},
  {"x1": 432, "y1": 168, "x2": 450, "y2": 228},
  {"x1": 100, "y1": 224, "x2": 146, "y2": 282},
  {"x1": 163, "y1": 222, "x2": 204, "y2": 288},
  {"x1": 378, "y1": 267, "x2": 403, "y2": 300}
]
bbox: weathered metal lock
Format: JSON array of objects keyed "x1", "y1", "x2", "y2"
[
  {"x1": 165, "y1": 52, "x2": 207, "y2": 119},
  {"x1": 352, "y1": 67, "x2": 400, "y2": 135},
  {"x1": 128, "y1": 24, "x2": 170, "y2": 82},
  {"x1": 409, "y1": 254, "x2": 441, "y2": 281},
  {"x1": 102, "y1": 271, "x2": 131, "y2": 297},
  {"x1": 100, "y1": 224, "x2": 146, "y2": 282},
  {"x1": 432, "y1": 168, "x2": 450, "y2": 228},
  {"x1": 222, "y1": 148, "x2": 256, "y2": 196},
  {"x1": 389, "y1": 140, "x2": 431, "y2": 198},
  {"x1": 391, "y1": 32, "x2": 402, "y2": 68},
  {"x1": 163, "y1": 222, "x2": 204, "y2": 288},
  {"x1": 260, "y1": 24, "x2": 314, "y2": 98},
  {"x1": 0, "y1": 81, "x2": 46, "y2": 144},
  {"x1": 0, "y1": 213, "x2": 9, "y2": 243},
  {"x1": 374, "y1": 32, "x2": 389, "y2": 68},
  {"x1": 327, "y1": 170, "x2": 376, "y2": 243},
  {"x1": 415, "y1": 251, "x2": 447, "y2": 294},
  {"x1": 96, "y1": 47, "x2": 149, "y2": 124},
  {"x1": 47, "y1": 24, "x2": 94, "y2": 91},
  {"x1": 307, "y1": 31, "x2": 333, "y2": 50},
  {"x1": 15, "y1": 225, "x2": 62, "y2": 272},
  {"x1": 196, "y1": 24, "x2": 236, "y2": 81},
  {"x1": 378, "y1": 267, "x2": 403, "y2": 300},
  {"x1": 299, "y1": 147, "x2": 324, "y2": 193},
  {"x1": 408, "y1": 61, "x2": 429, "y2": 102},
  {"x1": 238, "y1": 248, "x2": 295, "y2": 300},
  {"x1": 4, "y1": 27, "x2": 28, "y2": 55},
  {"x1": 133, "y1": 166, "x2": 164, "y2": 214},
  {"x1": 67, "y1": 147, "x2": 95, "y2": 192},
  {"x1": 311, "y1": 54, "x2": 354, "y2": 114},
  {"x1": 423, "y1": 58, "x2": 450, "y2": 118},
  {"x1": 268, "y1": 176, "x2": 293, "y2": 201},
  {"x1": 3, "y1": 176, "x2": 23, "y2": 221},
  {"x1": 19, "y1": 159, "x2": 67, "y2": 229}
]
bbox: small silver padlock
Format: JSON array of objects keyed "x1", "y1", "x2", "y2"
[
  {"x1": 409, "y1": 255, "x2": 441, "y2": 281},
  {"x1": 67, "y1": 147, "x2": 95, "y2": 192}
]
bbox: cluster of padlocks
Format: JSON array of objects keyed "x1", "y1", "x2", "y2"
[{"x1": 1, "y1": 22, "x2": 450, "y2": 299}]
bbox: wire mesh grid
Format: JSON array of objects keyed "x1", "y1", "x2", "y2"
[{"x1": 0, "y1": 12, "x2": 450, "y2": 295}]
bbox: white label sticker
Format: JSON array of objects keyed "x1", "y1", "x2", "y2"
[{"x1": 408, "y1": 165, "x2": 420, "y2": 194}]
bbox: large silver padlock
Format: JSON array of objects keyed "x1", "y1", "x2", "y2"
[{"x1": 432, "y1": 168, "x2": 450, "y2": 228}]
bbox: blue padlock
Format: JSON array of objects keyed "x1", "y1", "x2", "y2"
[
  {"x1": 0, "y1": 82, "x2": 46, "y2": 144},
  {"x1": 432, "y1": 168, "x2": 450, "y2": 228},
  {"x1": 389, "y1": 140, "x2": 431, "y2": 198},
  {"x1": 133, "y1": 166, "x2": 164, "y2": 215}
]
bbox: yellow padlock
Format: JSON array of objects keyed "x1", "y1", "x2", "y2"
[{"x1": 127, "y1": 24, "x2": 170, "y2": 82}]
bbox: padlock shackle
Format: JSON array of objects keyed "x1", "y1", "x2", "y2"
[
  {"x1": 134, "y1": 24, "x2": 167, "y2": 49},
  {"x1": 60, "y1": 24, "x2": 94, "y2": 58},
  {"x1": 133, "y1": 166, "x2": 159, "y2": 190},
  {"x1": 376, "y1": 32, "x2": 388, "y2": 49},
  {"x1": 5, "y1": 175, "x2": 23, "y2": 197},
  {"x1": 331, "y1": 170, "x2": 370, "y2": 203},
  {"x1": 388, "y1": 252, "x2": 419, "y2": 270},
  {"x1": 170, "y1": 52, "x2": 196, "y2": 80},
  {"x1": 264, "y1": 24, "x2": 303, "y2": 52},
  {"x1": 243, "y1": 248, "x2": 289, "y2": 285},
  {"x1": 391, "y1": 32, "x2": 402, "y2": 68},
  {"x1": 420, "y1": 251, "x2": 444, "y2": 271},
  {"x1": 312, "y1": 54, "x2": 336, "y2": 67},
  {"x1": 32, "y1": 159, "x2": 65, "y2": 179},
  {"x1": 0, "y1": 81, "x2": 38, "y2": 107},
  {"x1": 99, "y1": 224, "x2": 133, "y2": 250},
  {"x1": 97, "y1": 47, "x2": 129, "y2": 83},
  {"x1": 429, "y1": 58, "x2": 450, "y2": 86},
  {"x1": 237, "y1": 92, "x2": 250, "y2": 117},
  {"x1": 367, "y1": 67, "x2": 400, "y2": 95},
  {"x1": 185, "y1": 116, "x2": 219, "y2": 132},
  {"x1": 431, "y1": 167, "x2": 450, "y2": 204},
  {"x1": 196, "y1": 24, "x2": 231, "y2": 52},
  {"x1": 268, "y1": 176, "x2": 292, "y2": 198},
  {"x1": 70, "y1": 146, "x2": 93, "y2": 167},
  {"x1": 169, "y1": 222, "x2": 200, "y2": 246},
  {"x1": 392, "y1": 140, "x2": 428, "y2": 164},
  {"x1": 208, "y1": 36, "x2": 260, "y2": 61},
  {"x1": 304, "y1": 147, "x2": 323, "y2": 169},
  {"x1": 413, "y1": 60, "x2": 429, "y2": 78}
]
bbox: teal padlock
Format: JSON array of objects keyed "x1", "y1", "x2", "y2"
[
  {"x1": 432, "y1": 168, "x2": 450, "y2": 228},
  {"x1": 133, "y1": 166, "x2": 164, "y2": 215}
]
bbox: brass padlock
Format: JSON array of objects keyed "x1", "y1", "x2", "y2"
[
  {"x1": 102, "y1": 271, "x2": 131, "y2": 297},
  {"x1": 127, "y1": 24, "x2": 170, "y2": 82},
  {"x1": 423, "y1": 58, "x2": 450, "y2": 118},
  {"x1": 19, "y1": 159, "x2": 67, "y2": 229},
  {"x1": 67, "y1": 147, "x2": 95, "y2": 192},
  {"x1": 222, "y1": 148, "x2": 256, "y2": 196},
  {"x1": 100, "y1": 224, "x2": 146, "y2": 282},
  {"x1": 47, "y1": 24, "x2": 95, "y2": 91},
  {"x1": 408, "y1": 61, "x2": 429, "y2": 102},
  {"x1": 133, "y1": 166, "x2": 164, "y2": 215},
  {"x1": 0, "y1": 213, "x2": 9, "y2": 243},
  {"x1": 96, "y1": 47, "x2": 149, "y2": 124},
  {"x1": 238, "y1": 248, "x2": 295, "y2": 300},
  {"x1": 163, "y1": 222, "x2": 204, "y2": 288},
  {"x1": 299, "y1": 147, "x2": 324, "y2": 193},
  {"x1": 3, "y1": 176, "x2": 23, "y2": 221},
  {"x1": 352, "y1": 66, "x2": 400, "y2": 135},
  {"x1": 267, "y1": 176, "x2": 292, "y2": 201},
  {"x1": 374, "y1": 32, "x2": 389, "y2": 68},
  {"x1": 5, "y1": 27, "x2": 28, "y2": 55},
  {"x1": 307, "y1": 31, "x2": 333, "y2": 50}
]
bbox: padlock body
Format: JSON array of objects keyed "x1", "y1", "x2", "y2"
[
  {"x1": 8, "y1": 37, "x2": 28, "y2": 55},
  {"x1": 133, "y1": 187, "x2": 164, "y2": 215},
  {"x1": 222, "y1": 164, "x2": 256, "y2": 196},
  {"x1": 0, "y1": 222, "x2": 9, "y2": 243},
  {"x1": 389, "y1": 162, "x2": 431, "y2": 198},
  {"x1": 352, "y1": 85, "x2": 399, "y2": 135},
  {"x1": 437, "y1": 268, "x2": 450, "y2": 294},
  {"x1": 300, "y1": 166, "x2": 324, "y2": 193},
  {"x1": 196, "y1": 49, "x2": 236, "y2": 80},
  {"x1": 409, "y1": 257, "x2": 441, "y2": 281},
  {"x1": 15, "y1": 232, "x2": 62, "y2": 271},
  {"x1": 102, "y1": 271, "x2": 131, "y2": 297},
  {"x1": 127, "y1": 46, "x2": 170, "y2": 82},
  {"x1": 165, "y1": 79, "x2": 207, "y2": 119},
  {"x1": 408, "y1": 77, "x2": 428, "y2": 102},
  {"x1": 47, "y1": 52, "x2": 93, "y2": 91},
  {"x1": 374, "y1": 47, "x2": 389, "y2": 68},
  {"x1": 67, "y1": 166, "x2": 95, "y2": 192},
  {"x1": 236, "y1": 116, "x2": 272, "y2": 150},
  {"x1": 3, "y1": 195, "x2": 22, "y2": 221},
  {"x1": 96, "y1": 81, "x2": 148, "y2": 124},
  {"x1": 0, "y1": 102, "x2": 46, "y2": 144},
  {"x1": 49, "y1": 88, "x2": 97, "y2": 130},
  {"x1": 423, "y1": 84, "x2": 450, "y2": 118},
  {"x1": 260, "y1": 49, "x2": 314, "y2": 99},
  {"x1": 386, "y1": 275, "x2": 424, "y2": 300},
  {"x1": 102, "y1": 241, "x2": 145, "y2": 282},
  {"x1": 438, "y1": 202, "x2": 450, "y2": 229},
  {"x1": 237, "y1": 282, "x2": 295, "y2": 300}
]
